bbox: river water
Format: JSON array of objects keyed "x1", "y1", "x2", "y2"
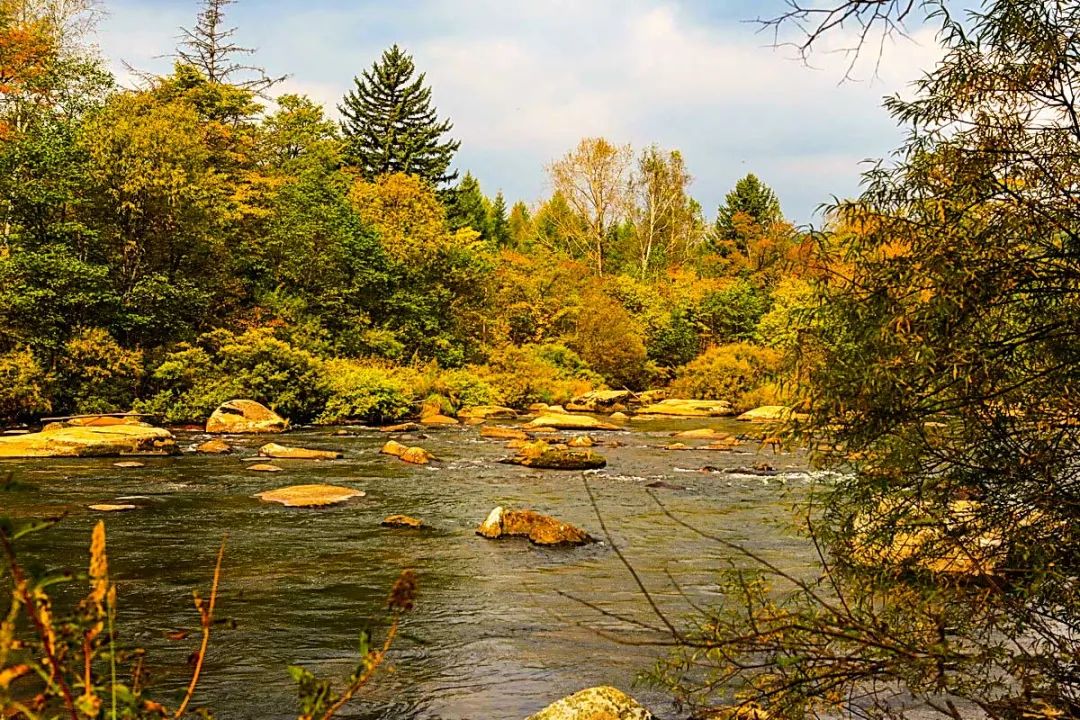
[{"x1": 1, "y1": 417, "x2": 819, "y2": 719}]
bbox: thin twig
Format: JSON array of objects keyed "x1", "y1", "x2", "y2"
[{"x1": 173, "y1": 536, "x2": 227, "y2": 718}]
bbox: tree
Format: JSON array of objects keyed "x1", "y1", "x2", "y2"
[
  {"x1": 547, "y1": 137, "x2": 633, "y2": 276},
  {"x1": 627, "y1": 145, "x2": 701, "y2": 277},
  {"x1": 445, "y1": 171, "x2": 490, "y2": 238},
  {"x1": 651, "y1": 3, "x2": 1080, "y2": 720},
  {"x1": 507, "y1": 199, "x2": 530, "y2": 248},
  {"x1": 176, "y1": 0, "x2": 281, "y2": 92},
  {"x1": 339, "y1": 44, "x2": 459, "y2": 185},
  {"x1": 713, "y1": 172, "x2": 782, "y2": 240},
  {"x1": 489, "y1": 191, "x2": 510, "y2": 247}
]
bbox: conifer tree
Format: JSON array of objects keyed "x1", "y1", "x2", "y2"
[
  {"x1": 713, "y1": 173, "x2": 782, "y2": 239},
  {"x1": 445, "y1": 172, "x2": 489, "y2": 236},
  {"x1": 489, "y1": 191, "x2": 510, "y2": 247},
  {"x1": 339, "y1": 45, "x2": 459, "y2": 185},
  {"x1": 176, "y1": 0, "x2": 282, "y2": 91}
]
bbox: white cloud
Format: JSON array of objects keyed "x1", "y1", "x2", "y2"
[{"x1": 93, "y1": 0, "x2": 944, "y2": 221}]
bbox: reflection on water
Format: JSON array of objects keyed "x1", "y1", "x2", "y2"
[{"x1": 1, "y1": 417, "x2": 819, "y2": 719}]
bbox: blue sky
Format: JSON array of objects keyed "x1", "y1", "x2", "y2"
[{"x1": 93, "y1": 0, "x2": 942, "y2": 224}]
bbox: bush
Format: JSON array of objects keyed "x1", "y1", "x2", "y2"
[
  {"x1": 481, "y1": 343, "x2": 601, "y2": 408},
  {"x1": 0, "y1": 348, "x2": 52, "y2": 422},
  {"x1": 58, "y1": 328, "x2": 144, "y2": 414},
  {"x1": 571, "y1": 289, "x2": 652, "y2": 389},
  {"x1": 317, "y1": 360, "x2": 417, "y2": 424},
  {"x1": 140, "y1": 328, "x2": 329, "y2": 424},
  {"x1": 670, "y1": 342, "x2": 782, "y2": 411},
  {"x1": 418, "y1": 366, "x2": 497, "y2": 414},
  {"x1": 647, "y1": 309, "x2": 701, "y2": 369}
]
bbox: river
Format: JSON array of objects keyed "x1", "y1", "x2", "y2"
[{"x1": 1, "y1": 417, "x2": 819, "y2": 719}]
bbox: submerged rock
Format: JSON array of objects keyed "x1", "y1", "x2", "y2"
[
  {"x1": 504, "y1": 440, "x2": 606, "y2": 470},
  {"x1": 113, "y1": 461, "x2": 146, "y2": 469},
  {"x1": 380, "y1": 422, "x2": 422, "y2": 433},
  {"x1": 248, "y1": 463, "x2": 284, "y2": 473},
  {"x1": 89, "y1": 503, "x2": 138, "y2": 513},
  {"x1": 206, "y1": 399, "x2": 288, "y2": 434},
  {"x1": 481, "y1": 426, "x2": 529, "y2": 441},
  {"x1": 0, "y1": 423, "x2": 178, "y2": 458},
  {"x1": 381, "y1": 514, "x2": 425, "y2": 529},
  {"x1": 258, "y1": 443, "x2": 343, "y2": 460},
  {"x1": 526, "y1": 414, "x2": 618, "y2": 431},
  {"x1": 195, "y1": 439, "x2": 233, "y2": 454},
  {"x1": 477, "y1": 506, "x2": 592, "y2": 546},
  {"x1": 637, "y1": 399, "x2": 734, "y2": 417},
  {"x1": 255, "y1": 484, "x2": 365, "y2": 508},
  {"x1": 526, "y1": 686, "x2": 653, "y2": 720},
  {"x1": 673, "y1": 428, "x2": 730, "y2": 440}
]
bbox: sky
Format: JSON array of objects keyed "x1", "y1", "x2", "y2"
[{"x1": 92, "y1": 0, "x2": 944, "y2": 225}]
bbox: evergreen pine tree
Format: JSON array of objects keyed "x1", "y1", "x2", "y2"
[
  {"x1": 713, "y1": 173, "x2": 782, "y2": 239},
  {"x1": 445, "y1": 172, "x2": 490, "y2": 237},
  {"x1": 339, "y1": 45, "x2": 460, "y2": 184},
  {"x1": 489, "y1": 191, "x2": 510, "y2": 247},
  {"x1": 508, "y1": 201, "x2": 532, "y2": 248}
]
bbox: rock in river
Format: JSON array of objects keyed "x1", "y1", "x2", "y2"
[
  {"x1": 481, "y1": 426, "x2": 529, "y2": 441},
  {"x1": 0, "y1": 423, "x2": 178, "y2": 458},
  {"x1": 248, "y1": 463, "x2": 284, "y2": 473},
  {"x1": 526, "y1": 686, "x2": 653, "y2": 720},
  {"x1": 206, "y1": 399, "x2": 288, "y2": 434},
  {"x1": 258, "y1": 443, "x2": 343, "y2": 460},
  {"x1": 566, "y1": 390, "x2": 633, "y2": 413},
  {"x1": 525, "y1": 414, "x2": 618, "y2": 431},
  {"x1": 637, "y1": 399, "x2": 734, "y2": 417},
  {"x1": 196, "y1": 439, "x2": 233, "y2": 454},
  {"x1": 504, "y1": 440, "x2": 606, "y2": 470},
  {"x1": 477, "y1": 506, "x2": 592, "y2": 546},
  {"x1": 458, "y1": 405, "x2": 518, "y2": 420},
  {"x1": 380, "y1": 440, "x2": 433, "y2": 465},
  {"x1": 379, "y1": 422, "x2": 422, "y2": 433},
  {"x1": 255, "y1": 484, "x2": 365, "y2": 508},
  {"x1": 736, "y1": 405, "x2": 809, "y2": 423},
  {"x1": 381, "y1": 514, "x2": 425, "y2": 529}
]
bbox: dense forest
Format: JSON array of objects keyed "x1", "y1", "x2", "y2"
[
  {"x1": 3, "y1": 1, "x2": 1079, "y2": 720},
  {"x1": 0, "y1": 0, "x2": 817, "y2": 428}
]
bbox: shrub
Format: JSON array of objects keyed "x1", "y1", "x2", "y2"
[
  {"x1": 0, "y1": 348, "x2": 52, "y2": 422},
  {"x1": 481, "y1": 343, "x2": 601, "y2": 408},
  {"x1": 58, "y1": 327, "x2": 144, "y2": 414},
  {"x1": 571, "y1": 289, "x2": 652, "y2": 389},
  {"x1": 140, "y1": 328, "x2": 329, "y2": 424},
  {"x1": 419, "y1": 367, "x2": 497, "y2": 413},
  {"x1": 317, "y1": 360, "x2": 418, "y2": 424},
  {"x1": 670, "y1": 342, "x2": 782, "y2": 411},
  {"x1": 647, "y1": 309, "x2": 701, "y2": 369}
]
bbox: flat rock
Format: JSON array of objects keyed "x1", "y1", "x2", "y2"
[
  {"x1": 89, "y1": 504, "x2": 138, "y2": 512},
  {"x1": 566, "y1": 390, "x2": 633, "y2": 413},
  {"x1": 673, "y1": 428, "x2": 730, "y2": 440},
  {"x1": 736, "y1": 405, "x2": 808, "y2": 423},
  {"x1": 505, "y1": 440, "x2": 607, "y2": 470},
  {"x1": 248, "y1": 463, "x2": 284, "y2": 473},
  {"x1": 258, "y1": 443, "x2": 343, "y2": 460},
  {"x1": 0, "y1": 423, "x2": 178, "y2": 458},
  {"x1": 526, "y1": 414, "x2": 618, "y2": 431},
  {"x1": 477, "y1": 506, "x2": 592, "y2": 546},
  {"x1": 481, "y1": 426, "x2": 529, "y2": 441},
  {"x1": 255, "y1": 484, "x2": 365, "y2": 508},
  {"x1": 609, "y1": 411, "x2": 629, "y2": 421},
  {"x1": 380, "y1": 422, "x2": 422, "y2": 433},
  {"x1": 526, "y1": 686, "x2": 652, "y2": 720},
  {"x1": 195, "y1": 439, "x2": 233, "y2": 454},
  {"x1": 421, "y1": 414, "x2": 458, "y2": 426},
  {"x1": 381, "y1": 514, "x2": 424, "y2": 529},
  {"x1": 113, "y1": 461, "x2": 146, "y2": 469},
  {"x1": 637, "y1": 399, "x2": 735, "y2": 417},
  {"x1": 458, "y1": 405, "x2": 518, "y2": 420},
  {"x1": 206, "y1": 399, "x2": 288, "y2": 434}
]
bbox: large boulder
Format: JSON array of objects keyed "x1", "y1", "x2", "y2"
[
  {"x1": 255, "y1": 484, "x2": 365, "y2": 508},
  {"x1": 458, "y1": 405, "x2": 518, "y2": 420},
  {"x1": 736, "y1": 405, "x2": 809, "y2": 423},
  {"x1": 258, "y1": 443, "x2": 343, "y2": 460},
  {"x1": 477, "y1": 506, "x2": 592, "y2": 546},
  {"x1": 526, "y1": 686, "x2": 653, "y2": 720},
  {"x1": 567, "y1": 390, "x2": 633, "y2": 413},
  {"x1": 206, "y1": 399, "x2": 287, "y2": 434},
  {"x1": 526, "y1": 414, "x2": 618, "y2": 431},
  {"x1": 504, "y1": 440, "x2": 607, "y2": 470},
  {"x1": 0, "y1": 423, "x2": 178, "y2": 458},
  {"x1": 637, "y1": 399, "x2": 735, "y2": 417}
]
